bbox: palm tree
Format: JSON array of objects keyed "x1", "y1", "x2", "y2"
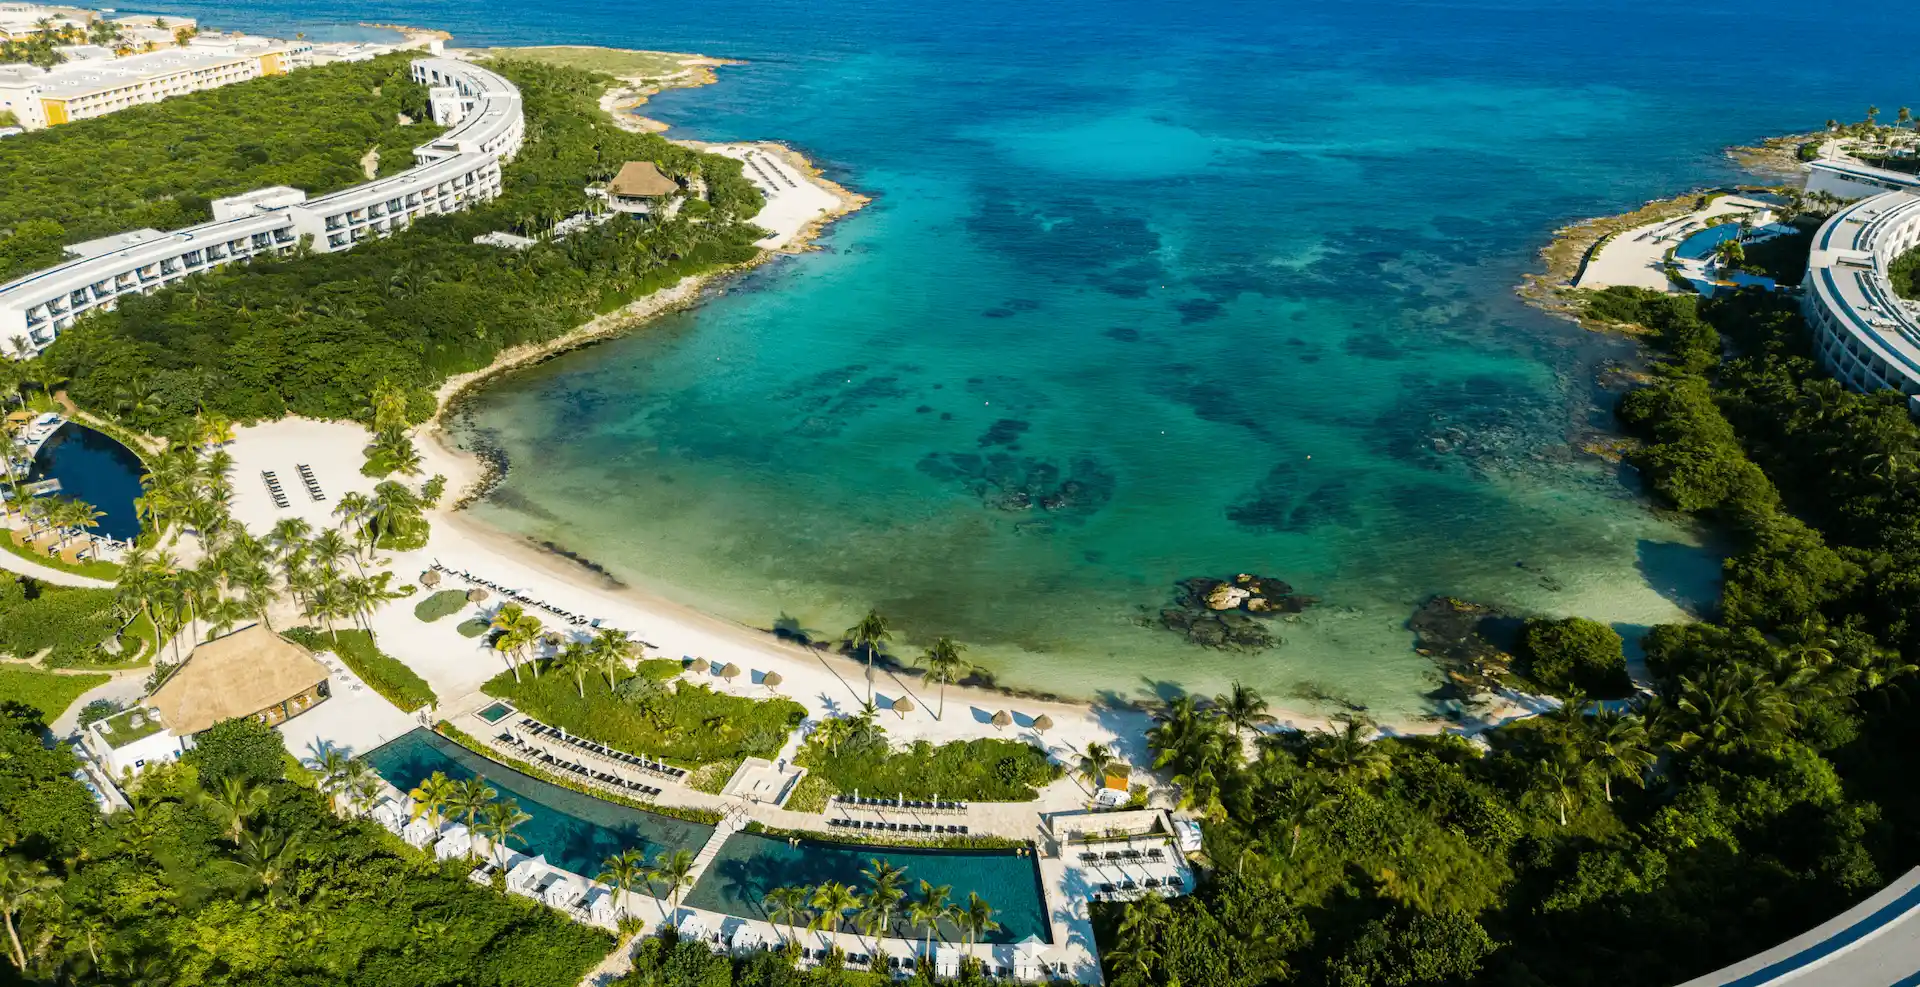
[
  {"x1": 588, "y1": 626, "x2": 634, "y2": 688},
  {"x1": 857, "y1": 858, "x2": 906, "y2": 942},
  {"x1": 650, "y1": 849, "x2": 696, "y2": 921},
  {"x1": 1313, "y1": 715, "x2": 1391, "y2": 782},
  {"x1": 810, "y1": 717, "x2": 854, "y2": 758},
  {"x1": 1582, "y1": 708, "x2": 1656, "y2": 802},
  {"x1": 343, "y1": 761, "x2": 381, "y2": 818},
  {"x1": 810, "y1": 881, "x2": 861, "y2": 936},
  {"x1": 200, "y1": 776, "x2": 269, "y2": 843},
  {"x1": 304, "y1": 747, "x2": 352, "y2": 813},
  {"x1": 1532, "y1": 756, "x2": 1584, "y2": 827},
  {"x1": 907, "y1": 881, "x2": 951, "y2": 961},
  {"x1": 959, "y1": 892, "x2": 999, "y2": 948},
  {"x1": 555, "y1": 639, "x2": 593, "y2": 698},
  {"x1": 1713, "y1": 236, "x2": 1745, "y2": 272},
  {"x1": 1212, "y1": 680, "x2": 1273, "y2": 738},
  {"x1": 844, "y1": 608, "x2": 892, "y2": 703},
  {"x1": 1075, "y1": 742, "x2": 1115, "y2": 807},
  {"x1": 0, "y1": 854, "x2": 57, "y2": 972},
  {"x1": 479, "y1": 799, "x2": 531, "y2": 861},
  {"x1": 450, "y1": 777, "x2": 497, "y2": 859},
  {"x1": 764, "y1": 885, "x2": 813, "y2": 956},
  {"x1": 236, "y1": 826, "x2": 300, "y2": 898},
  {"x1": 598, "y1": 849, "x2": 649, "y2": 919},
  {"x1": 490, "y1": 604, "x2": 543, "y2": 682},
  {"x1": 407, "y1": 771, "x2": 459, "y2": 831},
  {"x1": 915, "y1": 636, "x2": 969, "y2": 720}
]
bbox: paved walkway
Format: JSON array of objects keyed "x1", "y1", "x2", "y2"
[{"x1": 0, "y1": 548, "x2": 113, "y2": 588}]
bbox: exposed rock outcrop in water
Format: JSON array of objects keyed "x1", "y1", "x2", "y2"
[
  {"x1": 1152, "y1": 573, "x2": 1317, "y2": 650},
  {"x1": 1407, "y1": 595, "x2": 1523, "y2": 700}
]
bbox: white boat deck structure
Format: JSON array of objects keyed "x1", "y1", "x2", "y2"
[{"x1": 0, "y1": 57, "x2": 524, "y2": 356}]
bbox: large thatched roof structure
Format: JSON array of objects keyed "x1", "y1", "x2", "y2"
[{"x1": 147, "y1": 625, "x2": 329, "y2": 735}]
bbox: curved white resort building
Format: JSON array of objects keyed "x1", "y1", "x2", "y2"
[
  {"x1": 1803, "y1": 181, "x2": 1920, "y2": 396},
  {"x1": 0, "y1": 57, "x2": 523, "y2": 356}
]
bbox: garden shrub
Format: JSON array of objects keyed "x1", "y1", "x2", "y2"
[{"x1": 413, "y1": 589, "x2": 470, "y2": 623}]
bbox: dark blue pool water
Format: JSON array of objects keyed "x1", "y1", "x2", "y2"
[
  {"x1": 364, "y1": 728, "x2": 713, "y2": 874},
  {"x1": 29, "y1": 424, "x2": 144, "y2": 540},
  {"x1": 684, "y1": 830, "x2": 1051, "y2": 944}
]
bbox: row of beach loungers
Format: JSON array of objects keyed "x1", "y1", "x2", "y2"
[
  {"x1": 744, "y1": 152, "x2": 797, "y2": 192},
  {"x1": 497, "y1": 732, "x2": 665, "y2": 797},
  {"x1": 831, "y1": 794, "x2": 969, "y2": 812},
  {"x1": 261, "y1": 471, "x2": 291, "y2": 509},
  {"x1": 517, "y1": 717, "x2": 688, "y2": 780},
  {"x1": 430, "y1": 562, "x2": 598, "y2": 627},
  {"x1": 1079, "y1": 848, "x2": 1165, "y2": 863},
  {"x1": 827, "y1": 818, "x2": 968, "y2": 835},
  {"x1": 1092, "y1": 877, "x2": 1178, "y2": 901},
  {"x1": 296, "y1": 463, "x2": 325, "y2": 502}
]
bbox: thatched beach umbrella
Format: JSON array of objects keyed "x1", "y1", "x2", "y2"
[
  {"x1": 1032, "y1": 714, "x2": 1054, "y2": 734},
  {"x1": 720, "y1": 662, "x2": 742, "y2": 683},
  {"x1": 420, "y1": 570, "x2": 441, "y2": 589},
  {"x1": 466, "y1": 587, "x2": 489, "y2": 603},
  {"x1": 893, "y1": 696, "x2": 915, "y2": 719},
  {"x1": 992, "y1": 710, "x2": 1012, "y2": 730},
  {"x1": 763, "y1": 671, "x2": 784, "y2": 693}
]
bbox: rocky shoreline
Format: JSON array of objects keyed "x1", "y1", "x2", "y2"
[{"x1": 1151, "y1": 573, "x2": 1317, "y2": 650}]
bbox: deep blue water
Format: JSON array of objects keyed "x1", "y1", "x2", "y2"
[
  {"x1": 136, "y1": 0, "x2": 1917, "y2": 713},
  {"x1": 30, "y1": 424, "x2": 144, "y2": 540}
]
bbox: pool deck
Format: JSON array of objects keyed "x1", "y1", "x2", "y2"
[{"x1": 1576, "y1": 195, "x2": 1774, "y2": 292}]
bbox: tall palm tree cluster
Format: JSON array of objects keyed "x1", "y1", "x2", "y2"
[
  {"x1": 115, "y1": 428, "x2": 415, "y2": 666},
  {"x1": 400, "y1": 769, "x2": 533, "y2": 865},
  {"x1": 1141, "y1": 681, "x2": 1276, "y2": 820},
  {"x1": 754, "y1": 861, "x2": 999, "y2": 972}
]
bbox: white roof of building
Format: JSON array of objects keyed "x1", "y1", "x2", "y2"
[
  {"x1": 1, "y1": 47, "x2": 257, "y2": 100},
  {"x1": 63, "y1": 228, "x2": 167, "y2": 260},
  {"x1": 1807, "y1": 191, "x2": 1920, "y2": 386},
  {"x1": 1674, "y1": 868, "x2": 1920, "y2": 986}
]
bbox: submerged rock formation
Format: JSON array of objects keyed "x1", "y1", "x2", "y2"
[
  {"x1": 1407, "y1": 595, "x2": 1523, "y2": 700},
  {"x1": 1153, "y1": 573, "x2": 1317, "y2": 650}
]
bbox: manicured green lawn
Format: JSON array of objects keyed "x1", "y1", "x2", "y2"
[
  {"x1": 483, "y1": 660, "x2": 804, "y2": 766},
  {"x1": 413, "y1": 589, "x2": 469, "y2": 623},
  {"x1": 0, "y1": 666, "x2": 109, "y2": 720},
  {"x1": 285, "y1": 628, "x2": 437, "y2": 712}
]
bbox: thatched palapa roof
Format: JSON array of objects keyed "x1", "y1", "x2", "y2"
[
  {"x1": 147, "y1": 624, "x2": 328, "y2": 735},
  {"x1": 608, "y1": 161, "x2": 678, "y2": 198}
]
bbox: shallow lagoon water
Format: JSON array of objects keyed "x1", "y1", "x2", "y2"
[{"x1": 148, "y1": 0, "x2": 1914, "y2": 715}]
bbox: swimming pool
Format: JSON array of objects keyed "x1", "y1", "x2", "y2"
[
  {"x1": 29, "y1": 424, "x2": 144, "y2": 540},
  {"x1": 363, "y1": 728, "x2": 713, "y2": 875},
  {"x1": 1675, "y1": 222, "x2": 1743, "y2": 261},
  {"x1": 477, "y1": 700, "x2": 516, "y2": 724},
  {"x1": 683, "y1": 830, "x2": 1051, "y2": 944}
]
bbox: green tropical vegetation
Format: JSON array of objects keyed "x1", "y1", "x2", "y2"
[
  {"x1": 283, "y1": 627, "x2": 436, "y2": 712},
  {"x1": 796, "y1": 708, "x2": 1059, "y2": 801},
  {"x1": 0, "y1": 704, "x2": 611, "y2": 984},
  {"x1": 1519, "y1": 616, "x2": 1632, "y2": 698},
  {"x1": 32, "y1": 59, "x2": 763, "y2": 433},
  {"x1": 1890, "y1": 245, "x2": 1920, "y2": 299},
  {"x1": 0, "y1": 577, "x2": 126, "y2": 667},
  {"x1": 0, "y1": 56, "x2": 443, "y2": 282},
  {"x1": 481, "y1": 46, "x2": 693, "y2": 78},
  {"x1": 0, "y1": 667, "x2": 108, "y2": 720},
  {"x1": 482, "y1": 647, "x2": 804, "y2": 765}
]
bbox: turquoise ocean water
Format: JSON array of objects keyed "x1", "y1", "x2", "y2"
[{"x1": 145, "y1": 0, "x2": 1914, "y2": 716}]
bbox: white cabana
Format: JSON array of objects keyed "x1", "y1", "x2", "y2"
[
  {"x1": 433, "y1": 823, "x2": 473, "y2": 861},
  {"x1": 937, "y1": 946, "x2": 964, "y2": 978},
  {"x1": 678, "y1": 914, "x2": 713, "y2": 948},
  {"x1": 505, "y1": 855, "x2": 548, "y2": 897},
  {"x1": 730, "y1": 924, "x2": 766, "y2": 953},
  {"x1": 1015, "y1": 935, "x2": 1048, "y2": 981},
  {"x1": 370, "y1": 798, "x2": 406, "y2": 834},
  {"x1": 585, "y1": 887, "x2": 618, "y2": 927},
  {"x1": 543, "y1": 877, "x2": 583, "y2": 910},
  {"x1": 401, "y1": 817, "x2": 440, "y2": 849}
]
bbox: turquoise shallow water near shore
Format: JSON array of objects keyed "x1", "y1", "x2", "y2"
[{"x1": 148, "y1": 0, "x2": 1913, "y2": 715}]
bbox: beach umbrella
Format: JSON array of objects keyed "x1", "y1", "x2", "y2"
[
  {"x1": 893, "y1": 696, "x2": 915, "y2": 718},
  {"x1": 763, "y1": 671, "x2": 784, "y2": 693},
  {"x1": 420, "y1": 570, "x2": 441, "y2": 588},
  {"x1": 467, "y1": 588, "x2": 490, "y2": 603},
  {"x1": 721, "y1": 662, "x2": 742, "y2": 683},
  {"x1": 992, "y1": 710, "x2": 1012, "y2": 730},
  {"x1": 1032, "y1": 714, "x2": 1054, "y2": 734}
]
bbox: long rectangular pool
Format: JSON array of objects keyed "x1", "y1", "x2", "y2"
[
  {"x1": 683, "y1": 830, "x2": 1051, "y2": 944},
  {"x1": 364, "y1": 728, "x2": 713, "y2": 875}
]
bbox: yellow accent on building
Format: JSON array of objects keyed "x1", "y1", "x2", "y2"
[
  {"x1": 258, "y1": 52, "x2": 285, "y2": 76},
  {"x1": 40, "y1": 98, "x2": 67, "y2": 126}
]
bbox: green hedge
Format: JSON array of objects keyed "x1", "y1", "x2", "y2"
[
  {"x1": 434, "y1": 720, "x2": 723, "y2": 825},
  {"x1": 286, "y1": 627, "x2": 436, "y2": 712},
  {"x1": 797, "y1": 732, "x2": 1060, "y2": 802},
  {"x1": 413, "y1": 589, "x2": 470, "y2": 623},
  {"x1": 482, "y1": 661, "x2": 804, "y2": 766}
]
